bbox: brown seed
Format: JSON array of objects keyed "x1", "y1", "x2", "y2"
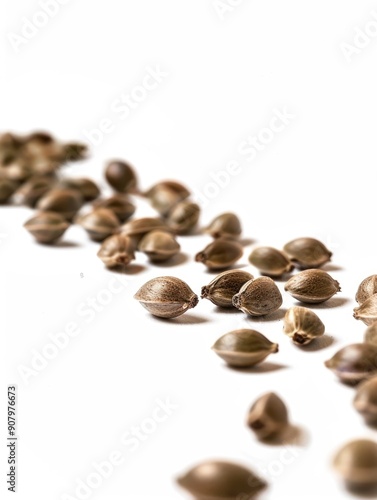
[
  {"x1": 354, "y1": 295, "x2": 377, "y2": 326},
  {"x1": 105, "y1": 160, "x2": 137, "y2": 193},
  {"x1": 77, "y1": 208, "x2": 119, "y2": 242},
  {"x1": 283, "y1": 237, "x2": 332, "y2": 269},
  {"x1": 204, "y1": 212, "x2": 242, "y2": 239},
  {"x1": 365, "y1": 322, "x2": 377, "y2": 346},
  {"x1": 333, "y1": 439, "x2": 377, "y2": 488},
  {"x1": 176, "y1": 460, "x2": 267, "y2": 500},
  {"x1": 325, "y1": 343, "x2": 377, "y2": 384},
  {"x1": 212, "y1": 329, "x2": 278, "y2": 367},
  {"x1": 356, "y1": 275, "x2": 377, "y2": 305},
  {"x1": 36, "y1": 188, "x2": 83, "y2": 221},
  {"x1": 58, "y1": 177, "x2": 100, "y2": 201},
  {"x1": 283, "y1": 306, "x2": 325, "y2": 345},
  {"x1": 354, "y1": 376, "x2": 377, "y2": 425},
  {"x1": 0, "y1": 176, "x2": 18, "y2": 203},
  {"x1": 24, "y1": 211, "x2": 69, "y2": 244},
  {"x1": 201, "y1": 269, "x2": 254, "y2": 308},
  {"x1": 144, "y1": 180, "x2": 190, "y2": 216},
  {"x1": 284, "y1": 269, "x2": 341, "y2": 304},
  {"x1": 13, "y1": 175, "x2": 56, "y2": 207},
  {"x1": 92, "y1": 194, "x2": 136, "y2": 222},
  {"x1": 247, "y1": 392, "x2": 289, "y2": 440},
  {"x1": 232, "y1": 277, "x2": 282, "y2": 316},
  {"x1": 249, "y1": 246, "x2": 293, "y2": 277},
  {"x1": 134, "y1": 276, "x2": 198, "y2": 318},
  {"x1": 120, "y1": 217, "x2": 169, "y2": 245},
  {"x1": 97, "y1": 234, "x2": 135, "y2": 269},
  {"x1": 138, "y1": 230, "x2": 180, "y2": 262},
  {"x1": 195, "y1": 238, "x2": 243, "y2": 270},
  {"x1": 61, "y1": 142, "x2": 88, "y2": 163},
  {"x1": 166, "y1": 200, "x2": 200, "y2": 234},
  {"x1": 0, "y1": 132, "x2": 24, "y2": 166}
]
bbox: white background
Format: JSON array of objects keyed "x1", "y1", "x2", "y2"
[{"x1": 2, "y1": 0, "x2": 377, "y2": 499}]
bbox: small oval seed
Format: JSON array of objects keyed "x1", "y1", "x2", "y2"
[
  {"x1": 232, "y1": 277, "x2": 282, "y2": 316},
  {"x1": 145, "y1": 180, "x2": 190, "y2": 216},
  {"x1": 166, "y1": 200, "x2": 200, "y2": 234},
  {"x1": 195, "y1": 239, "x2": 243, "y2": 270},
  {"x1": 333, "y1": 439, "x2": 377, "y2": 488},
  {"x1": 138, "y1": 230, "x2": 180, "y2": 262},
  {"x1": 77, "y1": 208, "x2": 119, "y2": 242},
  {"x1": 283, "y1": 237, "x2": 332, "y2": 269},
  {"x1": 325, "y1": 343, "x2": 377, "y2": 384},
  {"x1": 249, "y1": 246, "x2": 293, "y2": 277},
  {"x1": 283, "y1": 306, "x2": 325, "y2": 345},
  {"x1": 97, "y1": 233, "x2": 135, "y2": 269},
  {"x1": 201, "y1": 269, "x2": 254, "y2": 308},
  {"x1": 24, "y1": 211, "x2": 69, "y2": 244},
  {"x1": 284, "y1": 269, "x2": 341, "y2": 304},
  {"x1": 204, "y1": 212, "x2": 242, "y2": 239},
  {"x1": 247, "y1": 392, "x2": 289, "y2": 440},
  {"x1": 36, "y1": 188, "x2": 83, "y2": 221}
]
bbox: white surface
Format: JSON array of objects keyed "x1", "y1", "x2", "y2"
[{"x1": 2, "y1": 1, "x2": 377, "y2": 499}]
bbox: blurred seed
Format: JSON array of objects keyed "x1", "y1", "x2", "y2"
[
  {"x1": 120, "y1": 217, "x2": 168, "y2": 245},
  {"x1": 247, "y1": 392, "x2": 289, "y2": 440},
  {"x1": 365, "y1": 322, "x2": 377, "y2": 346},
  {"x1": 0, "y1": 177, "x2": 18, "y2": 203},
  {"x1": 77, "y1": 208, "x2": 119, "y2": 242},
  {"x1": 93, "y1": 194, "x2": 136, "y2": 222},
  {"x1": 284, "y1": 269, "x2": 341, "y2": 304},
  {"x1": 61, "y1": 142, "x2": 88, "y2": 163},
  {"x1": 325, "y1": 343, "x2": 377, "y2": 384},
  {"x1": 283, "y1": 237, "x2": 332, "y2": 269},
  {"x1": 333, "y1": 439, "x2": 377, "y2": 489},
  {"x1": 354, "y1": 376, "x2": 377, "y2": 425},
  {"x1": 354, "y1": 295, "x2": 377, "y2": 326},
  {"x1": 97, "y1": 233, "x2": 135, "y2": 269},
  {"x1": 201, "y1": 269, "x2": 254, "y2": 308},
  {"x1": 1, "y1": 162, "x2": 32, "y2": 183},
  {"x1": 356, "y1": 275, "x2": 377, "y2": 305},
  {"x1": 0, "y1": 132, "x2": 24, "y2": 166},
  {"x1": 233, "y1": 277, "x2": 282, "y2": 316},
  {"x1": 58, "y1": 177, "x2": 100, "y2": 201},
  {"x1": 166, "y1": 200, "x2": 200, "y2": 234},
  {"x1": 195, "y1": 238, "x2": 243, "y2": 270},
  {"x1": 13, "y1": 175, "x2": 56, "y2": 207},
  {"x1": 204, "y1": 212, "x2": 242, "y2": 239},
  {"x1": 36, "y1": 188, "x2": 83, "y2": 221},
  {"x1": 134, "y1": 276, "x2": 198, "y2": 318},
  {"x1": 212, "y1": 329, "x2": 278, "y2": 367},
  {"x1": 283, "y1": 306, "x2": 325, "y2": 345},
  {"x1": 176, "y1": 460, "x2": 267, "y2": 500},
  {"x1": 138, "y1": 230, "x2": 180, "y2": 262},
  {"x1": 249, "y1": 246, "x2": 293, "y2": 277},
  {"x1": 24, "y1": 211, "x2": 69, "y2": 244},
  {"x1": 105, "y1": 160, "x2": 137, "y2": 193},
  {"x1": 145, "y1": 180, "x2": 190, "y2": 216}
]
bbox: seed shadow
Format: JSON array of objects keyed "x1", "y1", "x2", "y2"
[
  {"x1": 258, "y1": 425, "x2": 309, "y2": 447},
  {"x1": 321, "y1": 263, "x2": 344, "y2": 272},
  {"x1": 154, "y1": 313, "x2": 209, "y2": 325},
  {"x1": 295, "y1": 297, "x2": 350, "y2": 309},
  {"x1": 48, "y1": 241, "x2": 80, "y2": 248},
  {"x1": 245, "y1": 308, "x2": 287, "y2": 322},
  {"x1": 267, "y1": 273, "x2": 294, "y2": 283},
  {"x1": 214, "y1": 306, "x2": 242, "y2": 314},
  {"x1": 343, "y1": 482, "x2": 377, "y2": 497},
  {"x1": 225, "y1": 361, "x2": 288, "y2": 374},
  {"x1": 150, "y1": 253, "x2": 188, "y2": 267},
  {"x1": 295, "y1": 334, "x2": 335, "y2": 352},
  {"x1": 109, "y1": 263, "x2": 146, "y2": 275}
]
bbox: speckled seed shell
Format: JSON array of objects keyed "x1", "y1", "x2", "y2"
[
  {"x1": 247, "y1": 392, "x2": 289, "y2": 440},
  {"x1": 333, "y1": 439, "x2": 377, "y2": 485},
  {"x1": 283, "y1": 306, "x2": 325, "y2": 345},
  {"x1": 23, "y1": 211, "x2": 70, "y2": 244},
  {"x1": 176, "y1": 460, "x2": 267, "y2": 500},
  {"x1": 284, "y1": 269, "x2": 341, "y2": 304},
  {"x1": 354, "y1": 376, "x2": 377, "y2": 425},
  {"x1": 249, "y1": 246, "x2": 293, "y2": 277},
  {"x1": 354, "y1": 295, "x2": 377, "y2": 326},
  {"x1": 77, "y1": 208, "x2": 120, "y2": 242},
  {"x1": 97, "y1": 233, "x2": 135, "y2": 268},
  {"x1": 325, "y1": 343, "x2": 377, "y2": 384},
  {"x1": 204, "y1": 212, "x2": 242, "y2": 239},
  {"x1": 356, "y1": 275, "x2": 377, "y2": 305},
  {"x1": 365, "y1": 322, "x2": 377, "y2": 346},
  {"x1": 134, "y1": 276, "x2": 198, "y2": 318},
  {"x1": 283, "y1": 237, "x2": 332, "y2": 269},
  {"x1": 138, "y1": 230, "x2": 180, "y2": 262},
  {"x1": 201, "y1": 269, "x2": 254, "y2": 308},
  {"x1": 232, "y1": 277, "x2": 283, "y2": 316},
  {"x1": 212, "y1": 329, "x2": 278, "y2": 367},
  {"x1": 195, "y1": 239, "x2": 243, "y2": 270}
]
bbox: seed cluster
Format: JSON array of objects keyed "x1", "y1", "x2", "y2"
[{"x1": 3, "y1": 130, "x2": 377, "y2": 496}]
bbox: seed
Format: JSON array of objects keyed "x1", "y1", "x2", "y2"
[
  {"x1": 13, "y1": 175, "x2": 56, "y2": 207},
  {"x1": 166, "y1": 200, "x2": 200, "y2": 234},
  {"x1": 249, "y1": 246, "x2": 293, "y2": 277},
  {"x1": 283, "y1": 306, "x2": 325, "y2": 345},
  {"x1": 24, "y1": 211, "x2": 70, "y2": 244},
  {"x1": 201, "y1": 269, "x2": 254, "y2": 308},
  {"x1": 138, "y1": 230, "x2": 180, "y2": 262},
  {"x1": 120, "y1": 217, "x2": 169, "y2": 245},
  {"x1": 144, "y1": 180, "x2": 190, "y2": 216},
  {"x1": 356, "y1": 275, "x2": 377, "y2": 305},
  {"x1": 232, "y1": 277, "x2": 282, "y2": 316},
  {"x1": 354, "y1": 295, "x2": 377, "y2": 325},
  {"x1": 76, "y1": 208, "x2": 119, "y2": 242},
  {"x1": 97, "y1": 234, "x2": 135, "y2": 269},
  {"x1": 284, "y1": 269, "x2": 341, "y2": 304},
  {"x1": 324, "y1": 343, "x2": 377, "y2": 384},
  {"x1": 92, "y1": 194, "x2": 136, "y2": 222},
  {"x1": 105, "y1": 160, "x2": 137, "y2": 193},
  {"x1": 283, "y1": 237, "x2": 332, "y2": 269},
  {"x1": 36, "y1": 188, "x2": 83, "y2": 221},
  {"x1": 204, "y1": 212, "x2": 242, "y2": 239},
  {"x1": 354, "y1": 376, "x2": 377, "y2": 425},
  {"x1": 1, "y1": 162, "x2": 32, "y2": 183},
  {"x1": 195, "y1": 239, "x2": 243, "y2": 270},
  {"x1": 365, "y1": 322, "x2": 377, "y2": 346},
  {"x1": 247, "y1": 392, "x2": 289, "y2": 440},
  {"x1": 134, "y1": 276, "x2": 198, "y2": 318},
  {"x1": 176, "y1": 460, "x2": 267, "y2": 500},
  {"x1": 0, "y1": 177, "x2": 17, "y2": 203},
  {"x1": 333, "y1": 439, "x2": 377, "y2": 488},
  {"x1": 211, "y1": 329, "x2": 278, "y2": 367},
  {"x1": 0, "y1": 132, "x2": 24, "y2": 166},
  {"x1": 58, "y1": 177, "x2": 100, "y2": 201},
  {"x1": 61, "y1": 142, "x2": 87, "y2": 163}
]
